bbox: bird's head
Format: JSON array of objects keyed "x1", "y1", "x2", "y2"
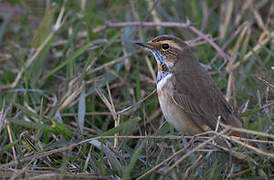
[{"x1": 136, "y1": 35, "x2": 190, "y2": 71}]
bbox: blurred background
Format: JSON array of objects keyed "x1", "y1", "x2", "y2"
[{"x1": 0, "y1": 0, "x2": 273, "y2": 179}]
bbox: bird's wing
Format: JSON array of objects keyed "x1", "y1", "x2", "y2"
[{"x1": 169, "y1": 61, "x2": 236, "y2": 131}]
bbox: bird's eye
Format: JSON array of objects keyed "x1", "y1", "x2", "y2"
[{"x1": 161, "y1": 43, "x2": 169, "y2": 50}]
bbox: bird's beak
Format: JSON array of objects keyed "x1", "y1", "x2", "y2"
[{"x1": 135, "y1": 41, "x2": 154, "y2": 50}]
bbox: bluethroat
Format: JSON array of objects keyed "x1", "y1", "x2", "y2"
[{"x1": 136, "y1": 35, "x2": 242, "y2": 136}]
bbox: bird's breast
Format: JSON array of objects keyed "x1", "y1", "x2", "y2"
[
  {"x1": 157, "y1": 72, "x2": 172, "y2": 90},
  {"x1": 156, "y1": 73, "x2": 203, "y2": 135}
]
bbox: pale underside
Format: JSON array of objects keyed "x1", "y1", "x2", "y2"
[{"x1": 157, "y1": 73, "x2": 204, "y2": 135}]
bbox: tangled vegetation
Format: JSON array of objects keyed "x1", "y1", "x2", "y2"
[{"x1": 0, "y1": 0, "x2": 273, "y2": 179}]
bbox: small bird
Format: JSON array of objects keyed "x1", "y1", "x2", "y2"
[{"x1": 136, "y1": 35, "x2": 242, "y2": 135}]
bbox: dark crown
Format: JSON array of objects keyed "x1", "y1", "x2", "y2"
[{"x1": 150, "y1": 35, "x2": 188, "y2": 48}]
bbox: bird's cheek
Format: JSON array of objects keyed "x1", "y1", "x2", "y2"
[{"x1": 165, "y1": 61, "x2": 174, "y2": 69}]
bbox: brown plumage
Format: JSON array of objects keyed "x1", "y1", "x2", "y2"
[{"x1": 136, "y1": 35, "x2": 242, "y2": 135}]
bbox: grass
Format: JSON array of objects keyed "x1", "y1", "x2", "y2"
[{"x1": 0, "y1": 0, "x2": 273, "y2": 179}]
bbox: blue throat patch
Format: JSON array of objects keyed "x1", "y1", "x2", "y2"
[
  {"x1": 157, "y1": 71, "x2": 170, "y2": 83},
  {"x1": 153, "y1": 50, "x2": 170, "y2": 83},
  {"x1": 154, "y1": 50, "x2": 165, "y2": 63}
]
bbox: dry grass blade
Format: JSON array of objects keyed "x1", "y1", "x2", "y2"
[
  {"x1": 117, "y1": 89, "x2": 156, "y2": 115},
  {"x1": 215, "y1": 144, "x2": 257, "y2": 164},
  {"x1": 137, "y1": 139, "x2": 193, "y2": 180},
  {"x1": 95, "y1": 87, "x2": 117, "y2": 119},
  {"x1": 221, "y1": 135, "x2": 274, "y2": 159},
  {"x1": 95, "y1": 86, "x2": 121, "y2": 147},
  {"x1": 106, "y1": 83, "x2": 120, "y2": 147},
  {"x1": 88, "y1": 50, "x2": 141, "y2": 74},
  {"x1": 183, "y1": 154, "x2": 204, "y2": 179},
  {"x1": 257, "y1": 76, "x2": 274, "y2": 90},
  {"x1": 225, "y1": 24, "x2": 249, "y2": 101},
  {"x1": 232, "y1": 34, "x2": 272, "y2": 70},
  {"x1": 164, "y1": 128, "x2": 230, "y2": 174},
  {"x1": 89, "y1": 140, "x2": 122, "y2": 176},
  {"x1": 220, "y1": 123, "x2": 274, "y2": 139},
  {"x1": 59, "y1": 83, "x2": 85, "y2": 112},
  {"x1": 9, "y1": 158, "x2": 35, "y2": 180},
  {"x1": 219, "y1": 0, "x2": 234, "y2": 40}
]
